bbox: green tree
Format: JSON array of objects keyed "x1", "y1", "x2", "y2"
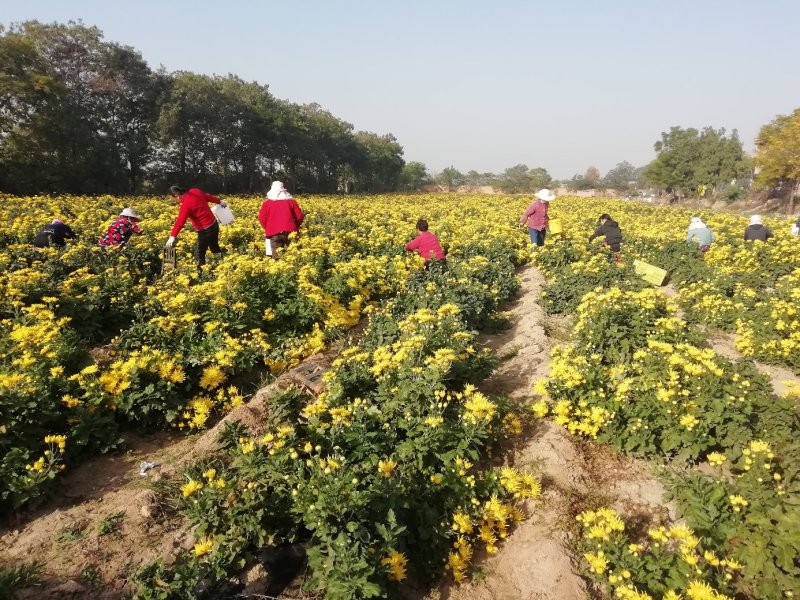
[
  {"x1": 564, "y1": 174, "x2": 591, "y2": 191},
  {"x1": 0, "y1": 21, "x2": 162, "y2": 194},
  {"x1": 400, "y1": 161, "x2": 428, "y2": 191},
  {"x1": 0, "y1": 21, "x2": 406, "y2": 195},
  {"x1": 602, "y1": 161, "x2": 638, "y2": 191},
  {"x1": 155, "y1": 72, "x2": 243, "y2": 189},
  {"x1": 0, "y1": 27, "x2": 64, "y2": 193},
  {"x1": 352, "y1": 131, "x2": 404, "y2": 192},
  {"x1": 529, "y1": 167, "x2": 552, "y2": 190},
  {"x1": 754, "y1": 108, "x2": 800, "y2": 212},
  {"x1": 497, "y1": 164, "x2": 531, "y2": 193},
  {"x1": 436, "y1": 166, "x2": 464, "y2": 192},
  {"x1": 496, "y1": 164, "x2": 551, "y2": 193},
  {"x1": 463, "y1": 171, "x2": 497, "y2": 187},
  {"x1": 464, "y1": 170, "x2": 483, "y2": 186},
  {"x1": 645, "y1": 126, "x2": 749, "y2": 197}
]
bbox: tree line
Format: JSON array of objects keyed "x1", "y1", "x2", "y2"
[
  {"x1": 420, "y1": 130, "x2": 753, "y2": 198},
  {"x1": 3, "y1": 21, "x2": 798, "y2": 205},
  {"x1": 421, "y1": 112, "x2": 799, "y2": 210},
  {"x1": 0, "y1": 21, "x2": 405, "y2": 195},
  {"x1": 410, "y1": 162, "x2": 641, "y2": 195},
  {"x1": 638, "y1": 119, "x2": 798, "y2": 209}
]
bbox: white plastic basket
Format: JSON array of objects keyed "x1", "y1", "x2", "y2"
[{"x1": 212, "y1": 204, "x2": 235, "y2": 226}]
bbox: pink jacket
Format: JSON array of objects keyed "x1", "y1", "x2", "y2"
[
  {"x1": 405, "y1": 231, "x2": 446, "y2": 261},
  {"x1": 520, "y1": 200, "x2": 549, "y2": 230}
]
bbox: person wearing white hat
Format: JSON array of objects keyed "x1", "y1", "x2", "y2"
[
  {"x1": 98, "y1": 208, "x2": 143, "y2": 248},
  {"x1": 686, "y1": 216, "x2": 715, "y2": 252},
  {"x1": 743, "y1": 215, "x2": 773, "y2": 242},
  {"x1": 519, "y1": 188, "x2": 555, "y2": 247},
  {"x1": 258, "y1": 181, "x2": 304, "y2": 259}
]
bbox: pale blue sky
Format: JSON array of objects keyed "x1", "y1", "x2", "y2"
[{"x1": 3, "y1": 0, "x2": 799, "y2": 178}]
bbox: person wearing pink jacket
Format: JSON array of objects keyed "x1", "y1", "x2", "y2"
[{"x1": 519, "y1": 188, "x2": 556, "y2": 247}]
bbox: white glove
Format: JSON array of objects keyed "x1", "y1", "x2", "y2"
[
  {"x1": 219, "y1": 200, "x2": 228, "y2": 208},
  {"x1": 165, "y1": 236, "x2": 176, "y2": 248}
]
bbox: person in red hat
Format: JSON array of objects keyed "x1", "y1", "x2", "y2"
[
  {"x1": 165, "y1": 185, "x2": 228, "y2": 266},
  {"x1": 258, "y1": 181, "x2": 304, "y2": 260}
]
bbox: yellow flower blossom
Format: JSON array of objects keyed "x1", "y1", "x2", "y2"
[{"x1": 377, "y1": 459, "x2": 397, "y2": 478}]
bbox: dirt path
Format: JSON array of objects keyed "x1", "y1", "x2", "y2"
[
  {"x1": 0, "y1": 352, "x2": 332, "y2": 599},
  {"x1": 661, "y1": 285, "x2": 800, "y2": 398},
  {"x1": 0, "y1": 431, "x2": 197, "y2": 599},
  {"x1": 706, "y1": 331, "x2": 800, "y2": 398},
  {"x1": 424, "y1": 266, "x2": 669, "y2": 600}
]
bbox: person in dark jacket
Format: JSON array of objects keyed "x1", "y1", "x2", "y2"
[
  {"x1": 588, "y1": 213, "x2": 623, "y2": 253},
  {"x1": 33, "y1": 219, "x2": 77, "y2": 249},
  {"x1": 166, "y1": 185, "x2": 228, "y2": 266},
  {"x1": 743, "y1": 215, "x2": 773, "y2": 242}
]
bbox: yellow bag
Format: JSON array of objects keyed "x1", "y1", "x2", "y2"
[
  {"x1": 548, "y1": 218, "x2": 563, "y2": 234},
  {"x1": 633, "y1": 259, "x2": 668, "y2": 286}
]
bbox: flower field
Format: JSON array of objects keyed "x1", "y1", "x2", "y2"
[
  {"x1": 530, "y1": 197, "x2": 800, "y2": 600},
  {"x1": 2, "y1": 192, "x2": 800, "y2": 599},
  {"x1": 0, "y1": 193, "x2": 533, "y2": 512}
]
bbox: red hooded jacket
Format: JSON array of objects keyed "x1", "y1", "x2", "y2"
[{"x1": 258, "y1": 198, "x2": 304, "y2": 237}]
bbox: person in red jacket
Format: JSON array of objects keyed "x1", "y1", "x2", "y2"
[
  {"x1": 405, "y1": 219, "x2": 446, "y2": 269},
  {"x1": 519, "y1": 188, "x2": 555, "y2": 247},
  {"x1": 258, "y1": 181, "x2": 304, "y2": 260},
  {"x1": 165, "y1": 185, "x2": 228, "y2": 266}
]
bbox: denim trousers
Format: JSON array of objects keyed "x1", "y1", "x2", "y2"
[{"x1": 529, "y1": 228, "x2": 546, "y2": 247}]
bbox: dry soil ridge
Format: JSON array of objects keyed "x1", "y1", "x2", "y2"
[
  {"x1": 0, "y1": 351, "x2": 333, "y2": 599},
  {"x1": 424, "y1": 265, "x2": 669, "y2": 600}
]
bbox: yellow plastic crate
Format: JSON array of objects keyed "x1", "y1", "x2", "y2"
[{"x1": 633, "y1": 259, "x2": 668, "y2": 286}]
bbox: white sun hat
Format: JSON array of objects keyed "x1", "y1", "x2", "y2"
[
  {"x1": 749, "y1": 215, "x2": 762, "y2": 226},
  {"x1": 688, "y1": 216, "x2": 706, "y2": 230},
  {"x1": 535, "y1": 188, "x2": 556, "y2": 202},
  {"x1": 267, "y1": 181, "x2": 292, "y2": 200},
  {"x1": 120, "y1": 207, "x2": 140, "y2": 219}
]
